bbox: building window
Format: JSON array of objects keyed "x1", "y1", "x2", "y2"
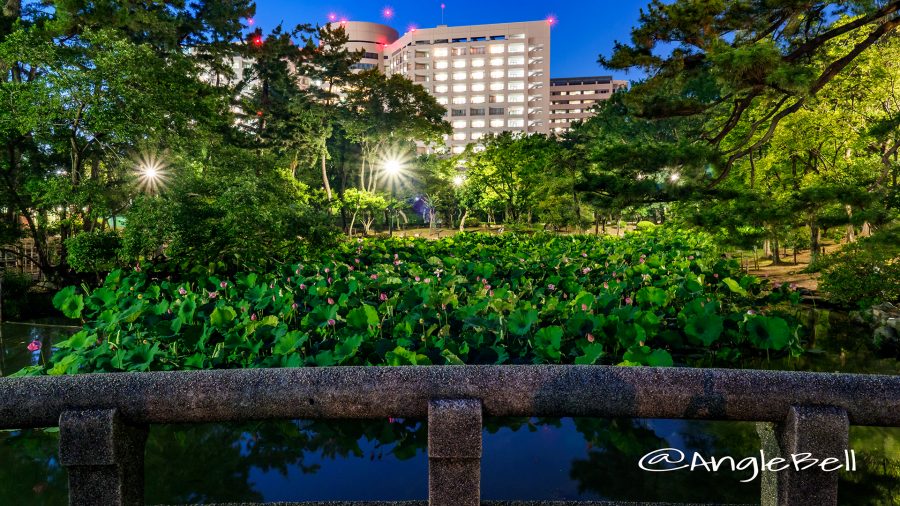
[
  {"x1": 508, "y1": 106, "x2": 524, "y2": 115},
  {"x1": 490, "y1": 70, "x2": 505, "y2": 79},
  {"x1": 471, "y1": 59, "x2": 485, "y2": 68},
  {"x1": 452, "y1": 37, "x2": 468, "y2": 43},
  {"x1": 489, "y1": 107, "x2": 505, "y2": 115},
  {"x1": 490, "y1": 57, "x2": 504, "y2": 66},
  {"x1": 471, "y1": 132, "x2": 484, "y2": 140},
  {"x1": 490, "y1": 82, "x2": 505, "y2": 91},
  {"x1": 511, "y1": 33, "x2": 526, "y2": 39},
  {"x1": 350, "y1": 63, "x2": 377, "y2": 70},
  {"x1": 452, "y1": 47, "x2": 467, "y2": 56},
  {"x1": 508, "y1": 94, "x2": 525, "y2": 103},
  {"x1": 452, "y1": 120, "x2": 467, "y2": 128},
  {"x1": 508, "y1": 43, "x2": 525, "y2": 53},
  {"x1": 489, "y1": 94, "x2": 505, "y2": 103},
  {"x1": 435, "y1": 84, "x2": 449, "y2": 93},
  {"x1": 471, "y1": 95, "x2": 486, "y2": 104},
  {"x1": 471, "y1": 83, "x2": 485, "y2": 92},
  {"x1": 470, "y1": 71, "x2": 485, "y2": 80},
  {"x1": 451, "y1": 109, "x2": 467, "y2": 117},
  {"x1": 434, "y1": 48, "x2": 449, "y2": 57},
  {"x1": 489, "y1": 44, "x2": 505, "y2": 54},
  {"x1": 435, "y1": 60, "x2": 449, "y2": 69},
  {"x1": 490, "y1": 119, "x2": 504, "y2": 128},
  {"x1": 508, "y1": 81, "x2": 525, "y2": 90},
  {"x1": 435, "y1": 72, "x2": 449, "y2": 81},
  {"x1": 452, "y1": 84, "x2": 467, "y2": 93},
  {"x1": 436, "y1": 97, "x2": 449, "y2": 105},
  {"x1": 452, "y1": 71, "x2": 467, "y2": 80},
  {"x1": 364, "y1": 52, "x2": 379, "y2": 59},
  {"x1": 452, "y1": 96, "x2": 467, "y2": 105},
  {"x1": 508, "y1": 119, "x2": 525, "y2": 127},
  {"x1": 508, "y1": 68, "x2": 525, "y2": 78},
  {"x1": 470, "y1": 46, "x2": 486, "y2": 55},
  {"x1": 472, "y1": 119, "x2": 486, "y2": 128},
  {"x1": 452, "y1": 146, "x2": 465, "y2": 154},
  {"x1": 490, "y1": 35, "x2": 507, "y2": 41},
  {"x1": 470, "y1": 108, "x2": 485, "y2": 116},
  {"x1": 453, "y1": 59, "x2": 467, "y2": 68},
  {"x1": 453, "y1": 133, "x2": 466, "y2": 141},
  {"x1": 508, "y1": 56, "x2": 525, "y2": 65}
]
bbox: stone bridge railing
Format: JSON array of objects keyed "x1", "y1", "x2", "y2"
[{"x1": 1, "y1": 365, "x2": 899, "y2": 506}]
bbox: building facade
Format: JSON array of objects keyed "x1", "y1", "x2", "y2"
[
  {"x1": 343, "y1": 20, "x2": 551, "y2": 153},
  {"x1": 548, "y1": 76, "x2": 628, "y2": 133}
]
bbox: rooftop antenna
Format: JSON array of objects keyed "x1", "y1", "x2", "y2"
[{"x1": 441, "y1": 3, "x2": 445, "y2": 24}]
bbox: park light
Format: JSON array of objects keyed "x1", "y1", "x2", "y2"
[
  {"x1": 670, "y1": 172, "x2": 681, "y2": 182},
  {"x1": 453, "y1": 175, "x2": 465, "y2": 187},
  {"x1": 384, "y1": 158, "x2": 403, "y2": 176}
]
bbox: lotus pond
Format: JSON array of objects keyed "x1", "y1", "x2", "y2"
[{"x1": 1, "y1": 231, "x2": 898, "y2": 504}]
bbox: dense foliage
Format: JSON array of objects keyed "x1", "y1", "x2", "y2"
[
  {"x1": 819, "y1": 227, "x2": 900, "y2": 308},
  {"x1": 16, "y1": 230, "x2": 802, "y2": 376}
]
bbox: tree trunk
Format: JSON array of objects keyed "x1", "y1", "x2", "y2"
[
  {"x1": 459, "y1": 209, "x2": 468, "y2": 232},
  {"x1": 809, "y1": 220, "x2": 820, "y2": 265}
]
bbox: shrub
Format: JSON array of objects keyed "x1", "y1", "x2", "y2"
[
  {"x1": 463, "y1": 217, "x2": 481, "y2": 228},
  {"x1": 819, "y1": 228, "x2": 900, "y2": 308},
  {"x1": 0, "y1": 271, "x2": 34, "y2": 320},
  {"x1": 636, "y1": 221, "x2": 657, "y2": 232},
  {"x1": 66, "y1": 231, "x2": 122, "y2": 274}
]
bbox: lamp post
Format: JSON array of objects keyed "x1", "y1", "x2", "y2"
[{"x1": 384, "y1": 159, "x2": 402, "y2": 236}]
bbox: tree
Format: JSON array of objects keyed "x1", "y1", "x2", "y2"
[{"x1": 600, "y1": 1, "x2": 900, "y2": 186}]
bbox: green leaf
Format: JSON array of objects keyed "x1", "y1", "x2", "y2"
[
  {"x1": 507, "y1": 308, "x2": 538, "y2": 336},
  {"x1": 347, "y1": 304, "x2": 379, "y2": 330},
  {"x1": 210, "y1": 306, "x2": 237, "y2": 327},
  {"x1": 635, "y1": 286, "x2": 667, "y2": 307},
  {"x1": 685, "y1": 313, "x2": 724, "y2": 346},
  {"x1": 273, "y1": 331, "x2": 308, "y2": 356},
  {"x1": 722, "y1": 277, "x2": 748, "y2": 296},
  {"x1": 746, "y1": 315, "x2": 791, "y2": 350},
  {"x1": 574, "y1": 343, "x2": 604, "y2": 365},
  {"x1": 53, "y1": 286, "x2": 84, "y2": 319},
  {"x1": 533, "y1": 326, "x2": 563, "y2": 361}
]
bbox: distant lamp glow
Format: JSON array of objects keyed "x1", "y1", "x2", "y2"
[
  {"x1": 453, "y1": 175, "x2": 465, "y2": 187},
  {"x1": 247, "y1": 17, "x2": 255, "y2": 26},
  {"x1": 546, "y1": 15, "x2": 558, "y2": 26},
  {"x1": 382, "y1": 6, "x2": 394, "y2": 19},
  {"x1": 328, "y1": 12, "x2": 337, "y2": 21},
  {"x1": 384, "y1": 159, "x2": 403, "y2": 176},
  {"x1": 670, "y1": 173, "x2": 681, "y2": 182},
  {"x1": 252, "y1": 35, "x2": 263, "y2": 46},
  {"x1": 134, "y1": 152, "x2": 170, "y2": 195}
]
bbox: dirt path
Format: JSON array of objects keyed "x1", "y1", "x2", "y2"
[{"x1": 740, "y1": 243, "x2": 844, "y2": 292}]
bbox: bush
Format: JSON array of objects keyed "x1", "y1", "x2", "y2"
[
  {"x1": 463, "y1": 217, "x2": 481, "y2": 228},
  {"x1": 66, "y1": 231, "x2": 122, "y2": 274},
  {"x1": 819, "y1": 228, "x2": 900, "y2": 308},
  {"x1": 636, "y1": 221, "x2": 657, "y2": 232}
]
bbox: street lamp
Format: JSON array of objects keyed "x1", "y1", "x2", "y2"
[
  {"x1": 453, "y1": 175, "x2": 465, "y2": 187},
  {"x1": 383, "y1": 158, "x2": 403, "y2": 236}
]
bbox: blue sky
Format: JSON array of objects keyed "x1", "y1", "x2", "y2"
[{"x1": 250, "y1": 0, "x2": 648, "y2": 81}]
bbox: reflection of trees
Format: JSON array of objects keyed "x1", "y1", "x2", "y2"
[
  {"x1": 0, "y1": 430, "x2": 68, "y2": 506},
  {"x1": 143, "y1": 418, "x2": 426, "y2": 504},
  {"x1": 839, "y1": 427, "x2": 900, "y2": 506},
  {"x1": 1, "y1": 418, "x2": 896, "y2": 504}
]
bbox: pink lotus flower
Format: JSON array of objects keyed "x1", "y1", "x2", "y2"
[
  {"x1": 489, "y1": 290, "x2": 494, "y2": 296},
  {"x1": 380, "y1": 293, "x2": 388, "y2": 301},
  {"x1": 178, "y1": 287, "x2": 187, "y2": 295},
  {"x1": 688, "y1": 255, "x2": 695, "y2": 260},
  {"x1": 603, "y1": 282, "x2": 609, "y2": 289},
  {"x1": 548, "y1": 284, "x2": 556, "y2": 291},
  {"x1": 424, "y1": 278, "x2": 431, "y2": 284},
  {"x1": 327, "y1": 277, "x2": 332, "y2": 284},
  {"x1": 625, "y1": 297, "x2": 633, "y2": 305},
  {"x1": 328, "y1": 298, "x2": 335, "y2": 305},
  {"x1": 415, "y1": 276, "x2": 420, "y2": 282},
  {"x1": 27, "y1": 340, "x2": 41, "y2": 352},
  {"x1": 581, "y1": 304, "x2": 588, "y2": 311},
  {"x1": 292, "y1": 303, "x2": 299, "y2": 310},
  {"x1": 713, "y1": 273, "x2": 719, "y2": 278},
  {"x1": 220, "y1": 281, "x2": 228, "y2": 289},
  {"x1": 251, "y1": 313, "x2": 257, "y2": 321},
  {"x1": 586, "y1": 334, "x2": 595, "y2": 343},
  {"x1": 355, "y1": 258, "x2": 360, "y2": 264},
  {"x1": 209, "y1": 291, "x2": 218, "y2": 299},
  {"x1": 394, "y1": 253, "x2": 399, "y2": 259},
  {"x1": 582, "y1": 252, "x2": 587, "y2": 258},
  {"x1": 327, "y1": 319, "x2": 336, "y2": 326},
  {"x1": 583, "y1": 267, "x2": 591, "y2": 274},
  {"x1": 349, "y1": 266, "x2": 354, "y2": 271},
  {"x1": 299, "y1": 284, "x2": 307, "y2": 290},
  {"x1": 370, "y1": 274, "x2": 378, "y2": 280},
  {"x1": 324, "y1": 268, "x2": 330, "y2": 273}
]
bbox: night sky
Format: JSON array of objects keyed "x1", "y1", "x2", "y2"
[{"x1": 250, "y1": 0, "x2": 649, "y2": 81}]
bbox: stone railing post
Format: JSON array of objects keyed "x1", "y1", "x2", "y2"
[
  {"x1": 758, "y1": 405, "x2": 849, "y2": 506},
  {"x1": 59, "y1": 409, "x2": 148, "y2": 506},
  {"x1": 428, "y1": 399, "x2": 482, "y2": 506}
]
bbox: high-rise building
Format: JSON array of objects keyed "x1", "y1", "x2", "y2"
[
  {"x1": 343, "y1": 20, "x2": 551, "y2": 153},
  {"x1": 548, "y1": 76, "x2": 627, "y2": 133}
]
